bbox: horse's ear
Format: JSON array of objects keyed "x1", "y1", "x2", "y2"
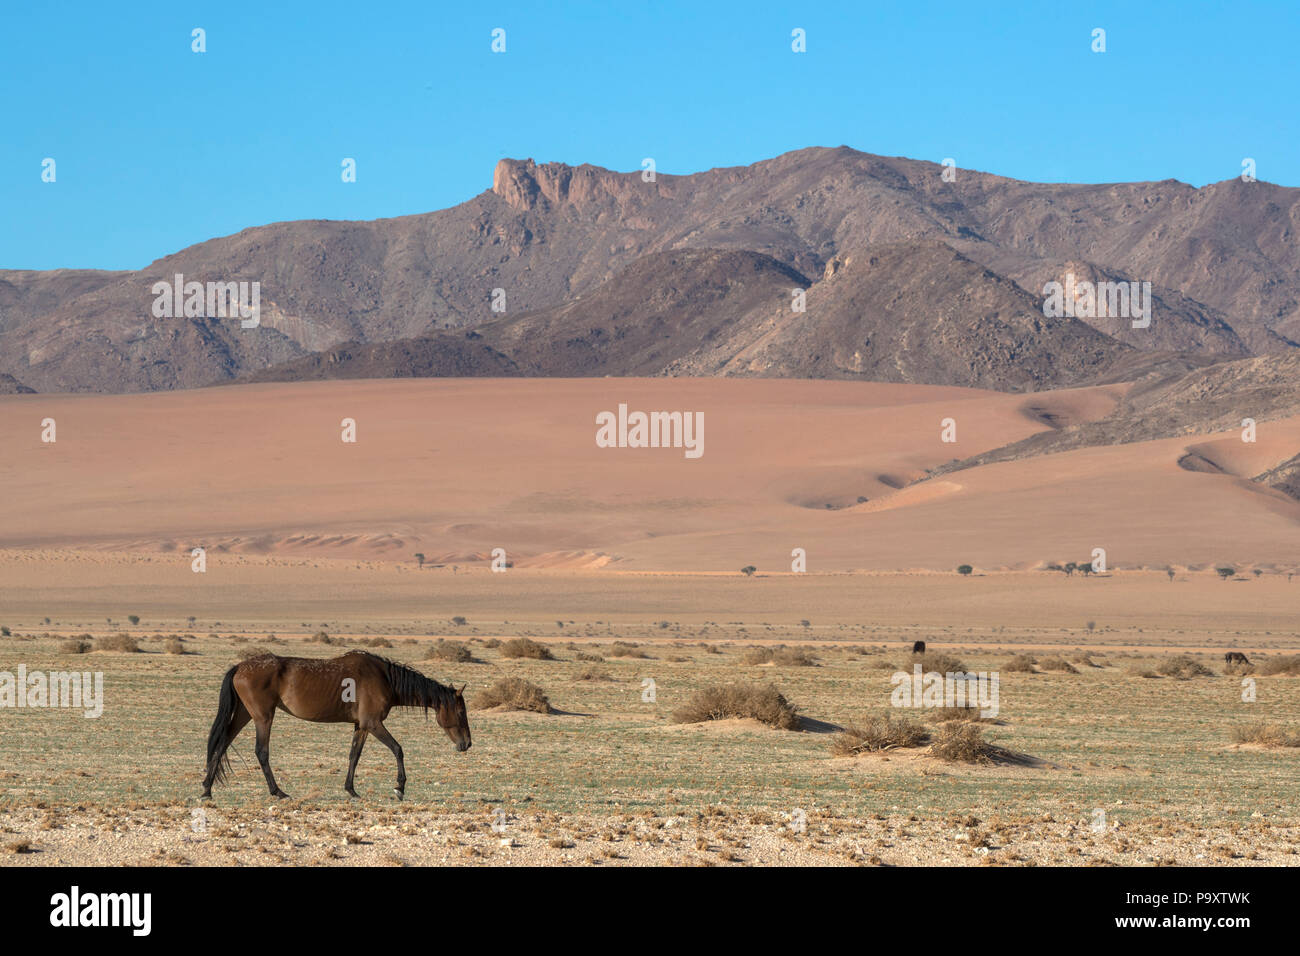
[{"x1": 458, "y1": 683, "x2": 467, "y2": 695}]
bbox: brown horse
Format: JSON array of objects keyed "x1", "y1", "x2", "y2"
[{"x1": 202, "y1": 650, "x2": 470, "y2": 801}]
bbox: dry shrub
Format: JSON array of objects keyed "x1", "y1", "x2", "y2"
[
  {"x1": 867, "y1": 659, "x2": 898, "y2": 670},
  {"x1": 913, "y1": 652, "x2": 966, "y2": 674},
  {"x1": 607, "y1": 642, "x2": 650, "y2": 659},
  {"x1": 309, "y1": 631, "x2": 333, "y2": 644},
  {"x1": 94, "y1": 633, "x2": 138, "y2": 653},
  {"x1": 1003, "y1": 654, "x2": 1037, "y2": 672},
  {"x1": 672, "y1": 683, "x2": 800, "y2": 730},
  {"x1": 1156, "y1": 655, "x2": 1214, "y2": 679},
  {"x1": 164, "y1": 638, "x2": 187, "y2": 655},
  {"x1": 930, "y1": 705, "x2": 986, "y2": 723},
  {"x1": 575, "y1": 651, "x2": 604, "y2": 662},
  {"x1": 774, "y1": 647, "x2": 816, "y2": 667},
  {"x1": 1223, "y1": 661, "x2": 1255, "y2": 676},
  {"x1": 1258, "y1": 655, "x2": 1300, "y2": 676},
  {"x1": 238, "y1": 646, "x2": 273, "y2": 660},
  {"x1": 59, "y1": 639, "x2": 91, "y2": 655},
  {"x1": 575, "y1": 666, "x2": 614, "y2": 682},
  {"x1": 1232, "y1": 723, "x2": 1300, "y2": 748},
  {"x1": 362, "y1": 637, "x2": 392, "y2": 648},
  {"x1": 1127, "y1": 663, "x2": 1159, "y2": 679},
  {"x1": 830, "y1": 715, "x2": 929, "y2": 755},
  {"x1": 471, "y1": 677, "x2": 551, "y2": 713},
  {"x1": 1038, "y1": 656, "x2": 1079, "y2": 674},
  {"x1": 741, "y1": 647, "x2": 773, "y2": 665},
  {"x1": 426, "y1": 640, "x2": 472, "y2": 663},
  {"x1": 500, "y1": 638, "x2": 554, "y2": 660},
  {"x1": 930, "y1": 722, "x2": 997, "y2": 763}
]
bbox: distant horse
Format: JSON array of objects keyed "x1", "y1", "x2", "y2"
[
  {"x1": 1224, "y1": 652, "x2": 1251, "y2": 666},
  {"x1": 202, "y1": 650, "x2": 470, "y2": 801},
  {"x1": 912, "y1": 641, "x2": 926, "y2": 654}
]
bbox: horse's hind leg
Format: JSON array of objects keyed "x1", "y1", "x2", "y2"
[
  {"x1": 201, "y1": 702, "x2": 250, "y2": 799},
  {"x1": 344, "y1": 726, "x2": 367, "y2": 798},
  {"x1": 253, "y1": 715, "x2": 289, "y2": 799},
  {"x1": 367, "y1": 722, "x2": 406, "y2": 800}
]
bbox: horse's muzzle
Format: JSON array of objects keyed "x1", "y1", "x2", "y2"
[{"x1": 457, "y1": 740, "x2": 471, "y2": 752}]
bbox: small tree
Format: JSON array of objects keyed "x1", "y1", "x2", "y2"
[
  {"x1": 1166, "y1": 567, "x2": 1175, "y2": 582},
  {"x1": 956, "y1": 565, "x2": 973, "y2": 576},
  {"x1": 451, "y1": 615, "x2": 467, "y2": 626},
  {"x1": 127, "y1": 615, "x2": 140, "y2": 626},
  {"x1": 1216, "y1": 566, "x2": 1236, "y2": 581},
  {"x1": 414, "y1": 553, "x2": 426, "y2": 570},
  {"x1": 741, "y1": 566, "x2": 757, "y2": 577},
  {"x1": 1064, "y1": 562, "x2": 1077, "y2": 577}
]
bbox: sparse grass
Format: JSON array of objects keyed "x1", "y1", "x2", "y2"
[
  {"x1": 830, "y1": 715, "x2": 929, "y2": 754},
  {"x1": 672, "y1": 683, "x2": 801, "y2": 730},
  {"x1": 500, "y1": 638, "x2": 554, "y2": 660},
  {"x1": 471, "y1": 677, "x2": 552, "y2": 713},
  {"x1": 929, "y1": 705, "x2": 987, "y2": 723}
]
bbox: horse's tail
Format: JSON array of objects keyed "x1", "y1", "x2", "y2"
[{"x1": 205, "y1": 665, "x2": 240, "y2": 786}]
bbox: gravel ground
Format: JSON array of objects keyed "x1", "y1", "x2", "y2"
[{"x1": 2, "y1": 803, "x2": 1297, "y2": 867}]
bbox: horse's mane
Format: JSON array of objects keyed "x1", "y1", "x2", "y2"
[{"x1": 367, "y1": 653, "x2": 456, "y2": 714}]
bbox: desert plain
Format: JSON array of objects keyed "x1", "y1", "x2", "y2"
[{"x1": 0, "y1": 377, "x2": 1297, "y2": 866}]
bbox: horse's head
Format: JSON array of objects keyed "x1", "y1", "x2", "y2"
[{"x1": 436, "y1": 684, "x2": 472, "y2": 752}]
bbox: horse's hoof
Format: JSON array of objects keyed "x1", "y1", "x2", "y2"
[
  {"x1": 393, "y1": 788, "x2": 404, "y2": 801},
  {"x1": 272, "y1": 790, "x2": 290, "y2": 800},
  {"x1": 345, "y1": 789, "x2": 359, "y2": 799}
]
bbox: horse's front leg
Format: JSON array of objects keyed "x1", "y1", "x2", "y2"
[
  {"x1": 368, "y1": 723, "x2": 406, "y2": 800},
  {"x1": 344, "y1": 726, "x2": 367, "y2": 798}
]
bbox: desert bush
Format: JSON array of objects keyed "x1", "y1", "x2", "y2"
[
  {"x1": 164, "y1": 638, "x2": 187, "y2": 655},
  {"x1": 574, "y1": 651, "x2": 604, "y2": 662},
  {"x1": 930, "y1": 722, "x2": 997, "y2": 763},
  {"x1": 94, "y1": 633, "x2": 139, "y2": 653},
  {"x1": 671, "y1": 683, "x2": 800, "y2": 730},
  {"x1": 1257, "y1": 655, "x2": 1300, "y2": 676},
  {"x1": 913, "y1": 652, "x2": 966, "y2": 674},
  {"x1": 1156, "y1": 655, "x2": 1214, "y2": 679},
  {"x1": 1126, "y1": 663, "x2": 1159, "y2": 678},
  {"x1": 309, "y1": 631, "x2": 333, "y2": 644},
  {"x1": 1038, "y1": 656, "x2": 1079, "y2": 674},
  {"x1": 1003, "y1": 654, "x2": 1037, "y2": 672},
  {"x1": 1223, "y1": 661, "x2": 1256, "y2": 676},
  {"x1": 575, "y1": 666, "x2": 614, "y2": 682},
  {"x1": 830, "y1": 715, "x2": 929, "y2": 755},
  {"x1": 774, "y1": 647, "x2": 816, "y2": 667},
  {"x1": 1232, "y1": 723, "x2": 1300, "y2": 748},
  {"x1": 500, "y1": 638, "x2": 553, "y2": 660},
  {"x1": 929, "y1": 705, "x2": 986, "y2": 723},
  {"x1": 426, "y1": 640, "x2": 472, "y2": 663},
  {"x1": 471, "y1": 677, "x2": 551, "y2": 713},
  {"x1": 59, "y1": 639, "x2": 91, "y2": 655},
  {"x1": 238, "y1": 646, "x2": 273, "y2": 660},
  {"x1": 607, "y1": 642, "x2": 650, "y2": 659},
  {"x1": 741, "y1": 647, "x2": 774, "y2": 665}
]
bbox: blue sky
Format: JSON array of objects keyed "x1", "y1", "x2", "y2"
[{"x1": 3, "y1": 1, "x2": 1297, "y2": 270}]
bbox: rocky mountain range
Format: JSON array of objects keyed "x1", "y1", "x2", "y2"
[{"x1": 3, "y1": 146, "x2": 1299, "y2": 394}]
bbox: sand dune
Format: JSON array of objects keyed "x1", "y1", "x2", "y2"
[{"x1": 1, "y1": 377, "x2": 1297, "y2": 573}]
